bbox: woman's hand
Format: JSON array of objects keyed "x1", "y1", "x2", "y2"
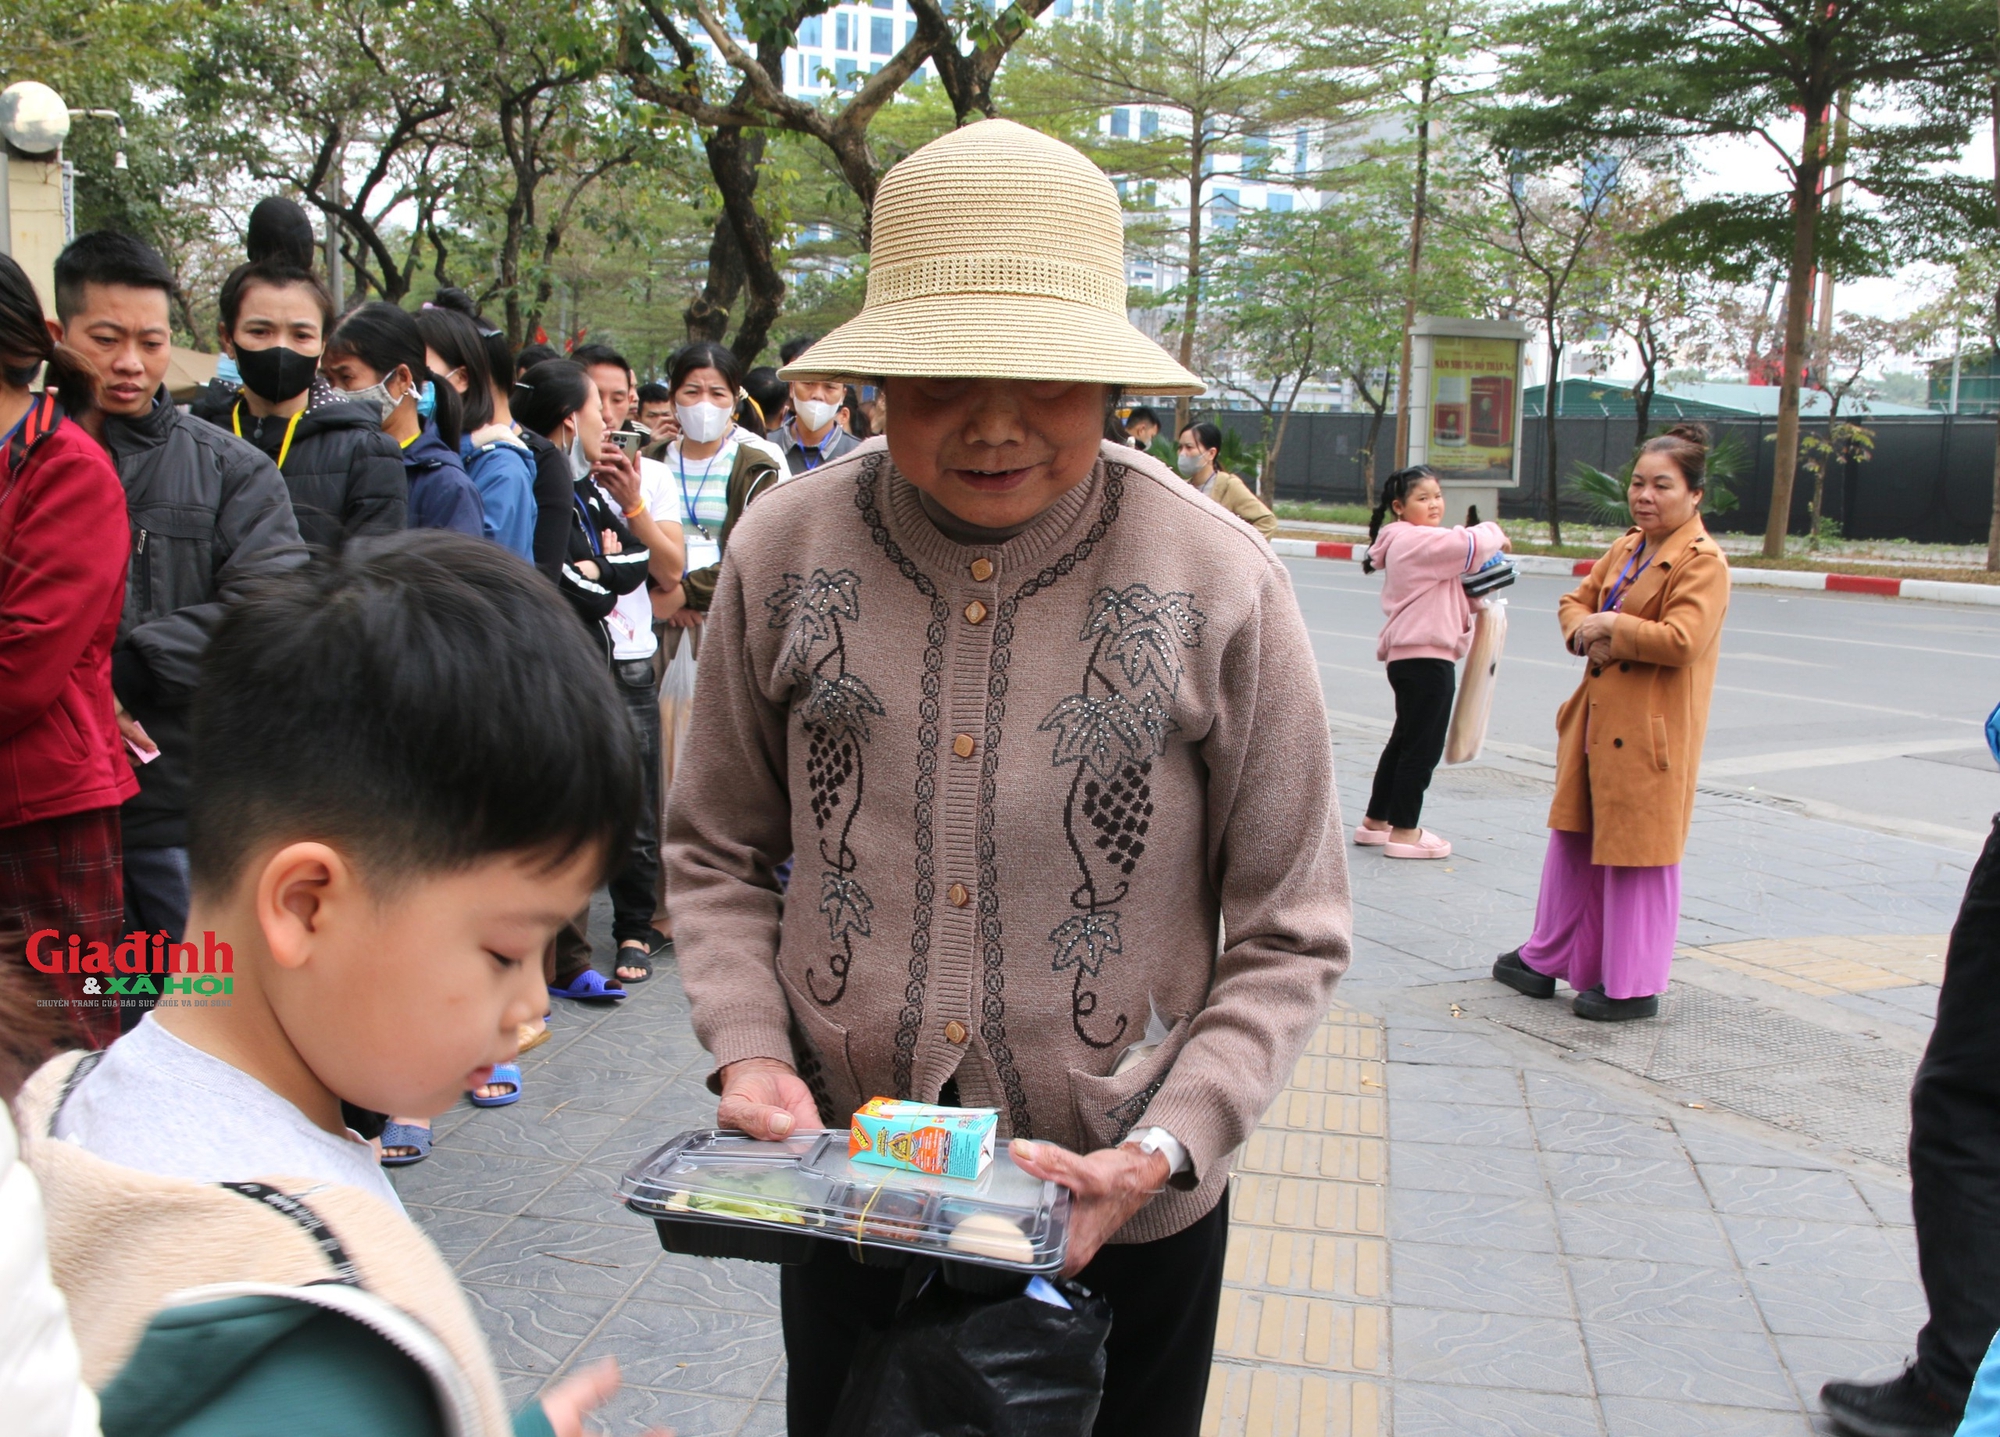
[
  {"x1": 717, "y1": 1058, "x2": 822, "y2": 1139},
  {"x1": 1009, "y1": 1138, "x2": 1171, "y2": 1275},
  {"x1": 576, "y1": 559, "x2": 601, "y2": 582},
  {"x1": 666, "y1": 608, "x2": 705, "y2": 629},
  {"x1": 1568, "y1": 611, "x2": 1616, "y2": 656},
  {"x1": 601, "y1": 528, "x2": 622, "y2": 555}
]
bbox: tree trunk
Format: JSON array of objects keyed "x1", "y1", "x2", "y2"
[
  {"x1": 1174, "y1": 135, "x2": 1206, "y2": 438},
  {"x1": 1544, "y1": 331, "x2": 1564, "y2": 548},
  {"x1": 1361, "y1": 400, "x2": 1387, "y2": 505},
  {"x1": 1391, "y1": 69, "x2": 1434, "y2": 472},
  {"x1": 1630, "y1": 320, "x2": 1656, "y2": 458},
  {"x1": 1763, "y1": 107, "x2": 1828, "y2": 559},
  {"x1": 1808, "y1": 397, "x2": 1838, "y2": 549},
  {"x1": 686, "y1": 209, "x2": 745, "y2": 343},
  {"x1": 708, "y1": 127, "x2": 784, "y2": 365},
  {"x1": 1263, "y1": 374, "x2": 1307, "y2": 507}
]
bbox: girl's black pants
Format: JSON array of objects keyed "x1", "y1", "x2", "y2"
[{"x1": 1366, "y1": 657, "x2": 1456, "y2": 830}]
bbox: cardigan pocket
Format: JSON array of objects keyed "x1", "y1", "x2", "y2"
[
  {"x1": 777, "y1": 970, "x2": 861, "y2": 1126},
  {"x1": 1067, "y1": 1014, "x2": 1194, "y2": 1153},
  {"x1": 1649, "y1": 714, "x2": 1671, "y2": 771}
]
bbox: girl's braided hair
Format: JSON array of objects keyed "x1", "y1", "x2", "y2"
[{"x1": 1362, "y1": 464, "x2": 1440, "y2": 575}]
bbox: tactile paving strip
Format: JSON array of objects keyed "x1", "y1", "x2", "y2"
[{"x1": 1473, "y1": 985, "x2": 1917, "y2": 1168}]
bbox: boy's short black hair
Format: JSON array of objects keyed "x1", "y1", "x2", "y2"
[
  {"x1": 1125, "y1": 405, "x2": 1160, "y2": 429},
  {"x1": 54, "y1": 230, "x2": 177, "y2": 323},
  {"x1": 635, "y1": 381, "x2": 672, "y2": 407},
  {"x1": 188, "y1": 531, "x2": 640, "y2": 897},
  {"x1": 570, "y1": 343, "x2": 631, "y2": 379}
]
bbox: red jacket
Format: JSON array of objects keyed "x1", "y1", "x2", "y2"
[{"x1": 0, "y1": 397, "x2": 139, "y2": 828}]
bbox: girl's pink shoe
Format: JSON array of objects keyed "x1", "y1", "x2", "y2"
[
  {"x1": 1385, "y1": 830, "x2": 1452, "y2": 860},
  {"x1": 1354, "y1": 824, "x2": 1391, "y2": 846}
]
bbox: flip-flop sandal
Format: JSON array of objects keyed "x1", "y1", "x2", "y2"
[
  {"x1": 379, "y1": 1121, "x2": 433, "y2": 1166},
  {"x1": 548, "y1": 969, "x2": 628, "y2": 1002},
  {"x1": 470, "y1": 1061, "x2": 522, "y2": 1107},
  {"x1": 518, "y1": 1019, "x2": 552, "y2": 1054},
  {"x1": 1354, "y1": 825, "x2": 1392, "y2": 846},
  {"x1": 613, "y1": 947, "x2": 654, "y2": 984}
]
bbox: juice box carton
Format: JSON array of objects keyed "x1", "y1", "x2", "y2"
[{"x1": 848, "y1": 1096, "x2": 998, "y2": 1180}]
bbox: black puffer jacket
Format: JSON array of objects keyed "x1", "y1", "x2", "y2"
[
  {"x1": 105, "y1": 388, "x2": 308, "y2": 846},
  {"x1": 196, "y1": 393, "x2": 406, "y2": 553}
]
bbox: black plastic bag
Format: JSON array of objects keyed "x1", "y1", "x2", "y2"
[{"x1": 827, "y1": 1266, "x2": 1112, "y2": 1437}]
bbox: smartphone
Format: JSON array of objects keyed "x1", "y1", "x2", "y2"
[{"x1": 618, "y1": 427, "x2": 646, "y2": 458}]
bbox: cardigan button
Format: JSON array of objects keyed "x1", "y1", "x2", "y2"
[
  {"x1": 953, "y1": 733, "x2": 976, "y2": 759},
  {"x1": 945, "y1": 1020, "x2": 969, "y2": 1045},
  {"x1": 965, "y1": 600, "x2": 988, "y2": 625},
  {"x1": 970, "y1": 558, "x2": 994, "y2": 582},
  {"x1": 947, "y1": 882, "x2": 970, "y2": 907}
]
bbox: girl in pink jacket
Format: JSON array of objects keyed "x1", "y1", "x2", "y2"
[{"x1": 1355, "y1": 466, "x2": 1508, "y2": 859}]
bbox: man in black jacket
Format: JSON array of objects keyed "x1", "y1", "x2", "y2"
[
  {"x1": 190, "y1": 259, "x2": 405, "y2": 550},
  {"x1": 55, "y1": 231, "x2": 307, "y2": 955}
]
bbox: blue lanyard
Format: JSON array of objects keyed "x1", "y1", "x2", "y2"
[
  {"x1": 573, "y1": 492, "x2": 603, "y2": 556},
  {"x1": 677, "y1": 442, "x2": 726, "y2": 535},
  {"x1": 1602, "y1": 542, "x2": 1654, "y2": 613}
]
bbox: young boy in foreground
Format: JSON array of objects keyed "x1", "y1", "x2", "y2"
[{"x1": 18, "y1": 532, "x2": 657, "y2": 1437}]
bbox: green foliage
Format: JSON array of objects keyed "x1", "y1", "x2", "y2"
[{"x1": 1566, "y1": 427, "x2": 1746, "y2": 523}]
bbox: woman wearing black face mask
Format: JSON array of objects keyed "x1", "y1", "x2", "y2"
[{"x1": 198, "y1": 259, "x2": 406, "y2": 552}]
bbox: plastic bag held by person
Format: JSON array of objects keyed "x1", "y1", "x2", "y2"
[{"x1": 827, "y1": 1271, "x2": 1112, "y2": 1437}]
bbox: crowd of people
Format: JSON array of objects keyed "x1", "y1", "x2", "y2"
[{"x1": 0, "y1": 119, "x2": 1990, "y2": 1437}]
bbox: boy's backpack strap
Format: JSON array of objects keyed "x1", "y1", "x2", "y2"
[{"x1": 216, "y1": 1182, "x2": 362, "y2": 1284}]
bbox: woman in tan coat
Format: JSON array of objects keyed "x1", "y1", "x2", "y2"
[{"x1": 1492, "y1": 424, "x2": 1729, "y2": 1020}]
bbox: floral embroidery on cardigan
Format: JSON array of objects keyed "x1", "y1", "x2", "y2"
[
  {"x1": 1039, "y1": 583, "x2": 1206, "y2": 1048},
  {"x1": 767, "y1": 567, "x2": 882, "y2": 1007}
]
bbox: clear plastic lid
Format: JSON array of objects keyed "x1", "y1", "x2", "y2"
[{"x1": 619, "y1": 1129, "x2": 1071, "y2": 1274}]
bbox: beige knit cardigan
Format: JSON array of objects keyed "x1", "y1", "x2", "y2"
[{"x1": 664, "y1": 439, "x2": 1351, "y2": 1244}]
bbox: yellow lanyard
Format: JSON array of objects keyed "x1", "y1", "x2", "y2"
[{"x1": 233, "y1": 401, "x2": 303, "y2": 472}]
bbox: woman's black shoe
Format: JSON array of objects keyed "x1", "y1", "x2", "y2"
[
  {"x1": 1820, "y1": 1365, "x2": 1961, "y2": 1437},
  {"x1": 1492, "y1": 950, "x2": 1555, "y2": 999},
  {"x1": 1573, "y1": 985, "x2": 1660, "y2": 1021}
]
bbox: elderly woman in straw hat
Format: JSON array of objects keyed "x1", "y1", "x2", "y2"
[{"x1": 664, "y1": 119, "x2": 1350, "y2": 1433}]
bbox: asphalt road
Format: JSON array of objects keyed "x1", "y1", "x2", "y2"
[{"x1": 1289, "y1": 559, "x2": 2000, "y2": 851}]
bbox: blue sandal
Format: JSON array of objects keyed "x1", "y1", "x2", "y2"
[
  {"x1": 379, "y1": 1121, "x2": 432, "y2": 1166},
  {"x1": 470, "y1": 1062, "x2": 521, "y2": 1108},
  {"x1": 548, "y1": 969, "x2": 627, "y2": 1003}
]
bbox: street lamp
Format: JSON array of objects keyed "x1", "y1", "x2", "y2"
[{"x1": 0, "y1": 81, "x2": 70, "y2": 155}]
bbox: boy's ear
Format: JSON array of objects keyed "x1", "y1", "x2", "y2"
[{"x1": 257, "y1": 842, "x2": 354, "y2": 971}]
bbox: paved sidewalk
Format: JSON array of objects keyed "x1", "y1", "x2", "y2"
[{"x1": 396, "y1": 723, "x2": 1974, "y2": 1435}]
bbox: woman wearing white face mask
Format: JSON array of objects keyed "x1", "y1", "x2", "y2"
[
  {"x1": 1175, "y1": 420, "x2": 1277, "y2": 538},
  {"x1": 322, "y1": 303, "x2": 483, "y2": 538},
  {"x1": 661, "y1": 341, "x2": 787, "y2": 621}
]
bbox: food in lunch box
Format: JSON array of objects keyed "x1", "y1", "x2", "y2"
[
  {"x1": 849, "y1": 1096, "x2": 998, "y2": 1179},
  {"x1": 946, "y1": 1211, "x2": 1035, "y2": 1264},
  {"x1": 661, "y1": 1170, "x2": 812, "y2": 1225}
]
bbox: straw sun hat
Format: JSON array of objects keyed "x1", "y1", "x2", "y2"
[{"x1": 778, "y1": 119, "x2": 1204, "y2": 396}]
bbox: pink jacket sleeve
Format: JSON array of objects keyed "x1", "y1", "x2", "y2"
[{"x1": 1367, "y1": 520, "x2": 1505, "y2": 581}]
